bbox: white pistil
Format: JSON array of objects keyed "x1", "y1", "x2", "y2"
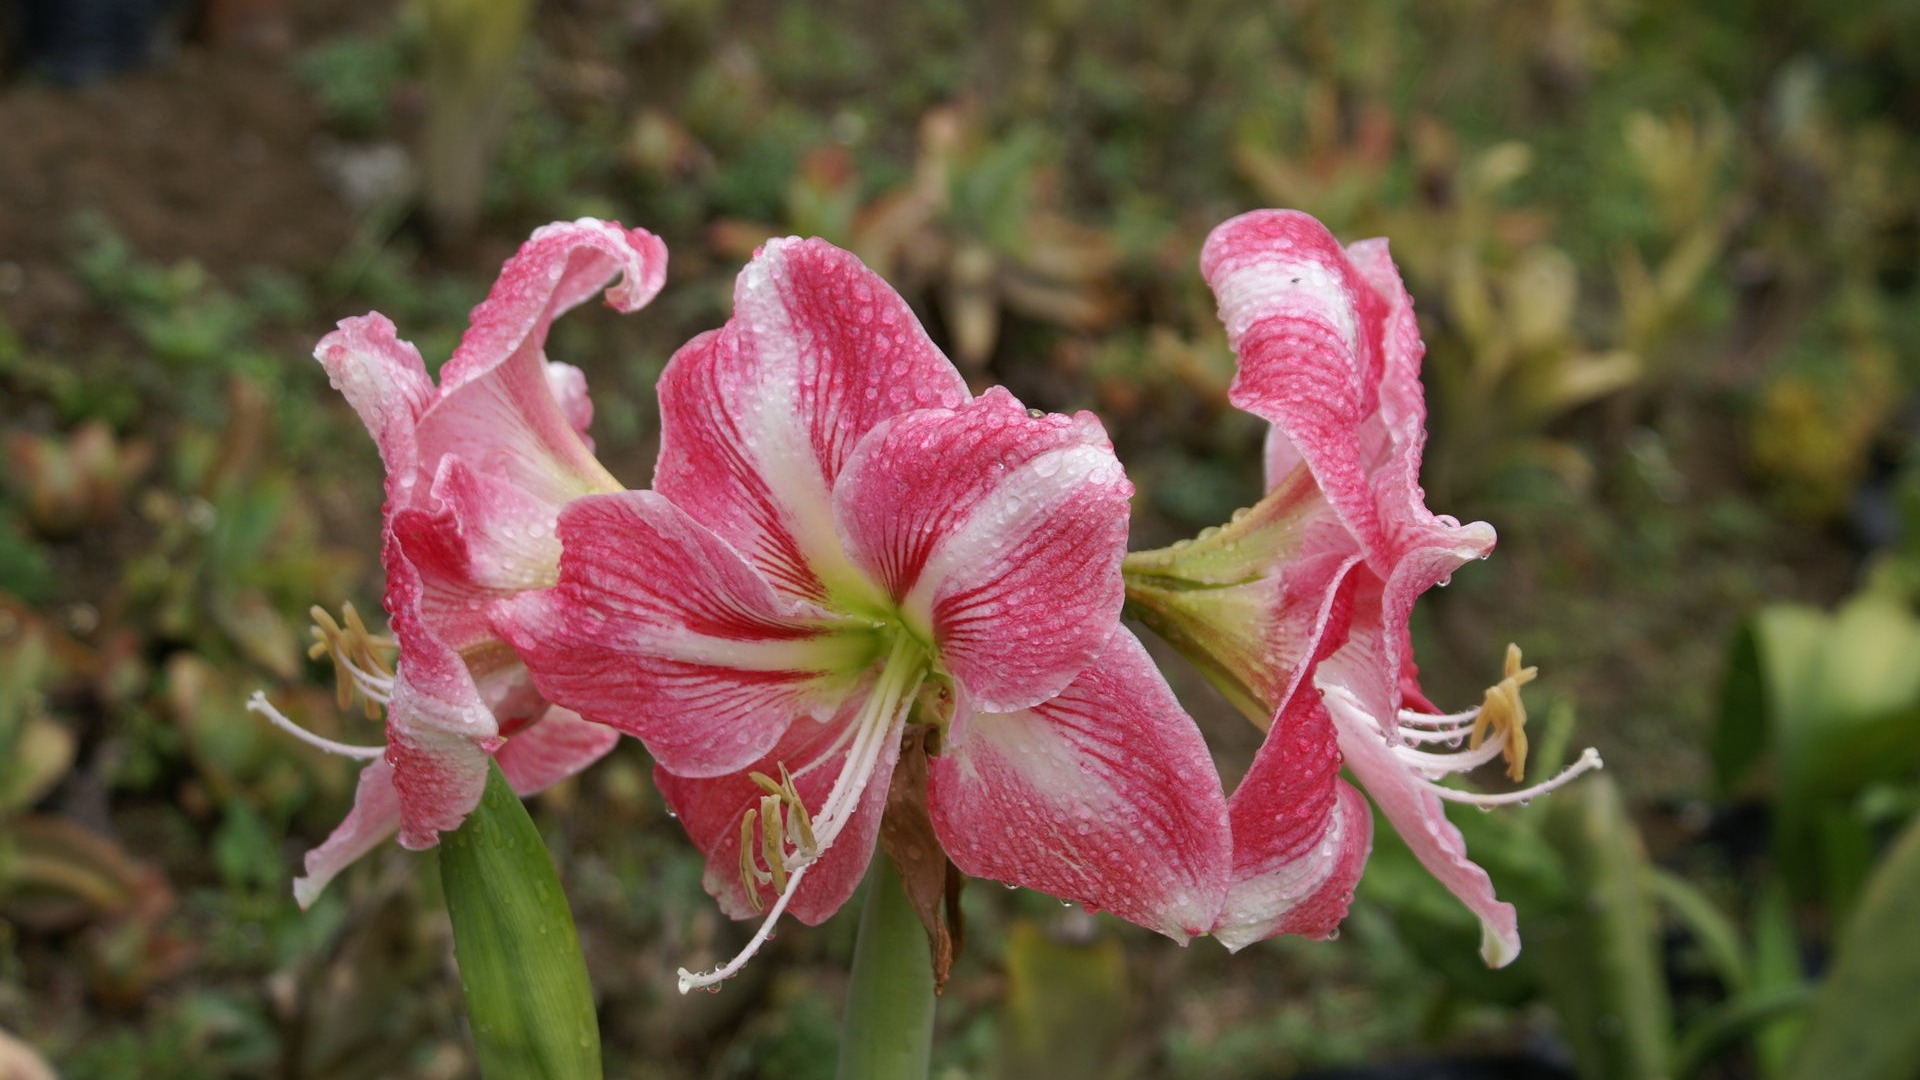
[
  {"x1": 246, "y1": 692, "x2": 385, "y2": 760},
  {"x1": 678, "y1": 633, "x2": 926, "y2": 994},
  {"x1": 1424, "y1": 747, "x2": 1605, "y2": 807}
]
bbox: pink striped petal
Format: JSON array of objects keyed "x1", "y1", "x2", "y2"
[
  {"x1": 293, "y1": 757, "x2": 401, "y2": 909},
  {"x1": 1331, "y1": 697, "x2": 1519, "y2": 966},
  {"x1": 314, "y1": 314, "x2": 435, "y2": 494},
  {"x1": 1319, "y1": 624, "x2": 1521, "y2": 967},
  {"x1": 414, "y1": 221, "x2": 664, "y2": 506},
  {"x1": 379, "y1": 548, "x2": 499, "y2": 849},
  {"x1": 652, "y1": 238, "x2": 969, "y2": 603},
  {"x1": 1204, "y1": 210, "x2": 1393, "y2": 568},
  {"x1": 496, "y1": 707, "x2": 622, "y2": 795},
  {"x1": 654, "y1": 696, "x2": 897, "y2": 926},
  {"x1": 438, "y1": 219, "x2": 668, "y2": 392},
  {"x1": 383, "y1": 722, "x2": 490, "y2": 851},
  {"x1": 835, "y1": 388, "x2": 1133, "y2": 713},
  {"x1": 386, "y1": 458, "x2": 563, "y2": 654},
  {"x1": 927, "y1": 630, "x2": 1231, "y2": 942},
  {"x1": 497, "y1": 491, "x2": 872, "y2": 779},
  {"x1": 1213, "y1": 688, "x2": 1373, "y2": 950},
  {"x1": 1122, "y1": 465, "x2": 1364, "y2": 721}
]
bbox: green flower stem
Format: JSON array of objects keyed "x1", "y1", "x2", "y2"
[
  {"x1": 837, "y1": 855, "x2": 935, "y2": 1080},
  {"x1": 440, "y1": 759, "x2": 601, "y2": 1080}
]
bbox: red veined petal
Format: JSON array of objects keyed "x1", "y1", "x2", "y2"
[
  {"x1": 497, "y1": 491, "x2": 873, "y2": 778},
  {"x1": 495, "y1": 707, "x2": 622, "y2": 795},
  {"x1": 927, "y1": 630, "x2": 1231, "y2": 942},
  {"x1": 835, "y1": 388, "x2": 1132, "y2": 713},
  {"x1": 652, "y1": 238, "x2": 969, "y2": 602},
  {"x1": 1213, "y1": 687, "x2": 1373, "y2": 950}
]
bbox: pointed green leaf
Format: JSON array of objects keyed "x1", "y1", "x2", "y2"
[{"x1": 440, "y1": 760, "x2": 600, "y2": 1080}]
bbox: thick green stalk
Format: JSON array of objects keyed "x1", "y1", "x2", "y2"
[
  {"x1": 837, "y1": 856, "x2": 935, "y2": 1080},
  {"x1": 440, "y1": 760, "x2": 601, "y2": 1079}
]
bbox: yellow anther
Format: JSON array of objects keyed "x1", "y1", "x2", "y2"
[
  {"x1": 1470, "y1": 643, "x2": 1539, "y2": 782},
  {"x1": 760, "y1": 794, "x2": 789, "y2": 894},
  {"x1": 307, "y1": 602, "x2": 396, "y2": 719},
  {"x1": 737, "y1": 762, "x2": 820, "y2": 913},
  {"x1": 776, "y1": 763, "x2": 816, "y2": 853},
  {"x1": 739, "y1": 807, "x2": 768, "y2": 912}
]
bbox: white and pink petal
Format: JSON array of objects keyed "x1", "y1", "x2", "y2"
[
  {"x1": 927, "y1": 630, "x2": 1231, "y2": 942},
  {"x1": 1324, "y1": 674, "x2": 1521, "y2": 967},
  {"x1": 835, "y1": 388, "x2": 1133, "y2": 713},
  {"x1": 1203, "y1": 210, "x2": 1393, "y2": 568},
  {"x1": 496, "y1": 491, "x2": 873, "y2": 779},
  {"x1": 292, "y1": 757, "x2": 402, "y2": 909},
  {"x1": 1212, "y1": 688, "x2": 1373, "y2": 950},
  {"x1": 652, "y1": 238, "x2": 969, "y2": 602},
  {"x1": 495, "y1": 707, "x2": 622, "y2": 795}
]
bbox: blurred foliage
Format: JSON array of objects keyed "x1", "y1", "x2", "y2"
[{"x1": 2, "y1": 0, "x2": 1917, "y2": 1074}]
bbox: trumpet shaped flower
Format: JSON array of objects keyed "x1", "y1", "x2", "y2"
[
  {"x1": 252, "y1": 219, "x2": 667, "y2": 905},
  {"x1": 1127, "y1": 210, "x2": 1598, "y2": 963},
  {"x1": 501, "y1": 237, "x2": 1230, "y2": 989}
]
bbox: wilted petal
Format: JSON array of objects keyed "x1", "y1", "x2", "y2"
[
  {"x1": 836, "y1": 388, "x2": 1132, "y2": 713},
  {"x1": 292, "y1": 757, "x2": 401, "y2": 909},
  {"x1": 495, "y1": 707, "x2": 621, "y2": 795},
  {"x1": 654, "y1": 697, "x2": 897, "y2": 925},
  {"x1": 927, "y1": 630, "x2": 1231, "y2": 942},
  {"x1": 1213, "y1": 688, "x2": 1373, "y2": 950},
  {"x1": 653, "y1": 238, "x2": 970, "y2": 602},
  {"x1": 498, "y1": 491, "x2": 873, "y2": 778}
]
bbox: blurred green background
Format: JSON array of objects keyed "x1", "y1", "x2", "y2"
[{"x1": 0, "y1": 0, "x2": 1916, "y2": 1077}]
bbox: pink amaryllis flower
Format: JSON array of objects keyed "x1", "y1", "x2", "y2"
[
  {"x1": 500, "y1": 237, "x2": 1231, "y2": 990},
  {"x1": 1126, "y1": 210, "x2": 1598, "y2": 964},
  {"x1": 250, "y1": 219, "x2": 667, "y2": 906}
]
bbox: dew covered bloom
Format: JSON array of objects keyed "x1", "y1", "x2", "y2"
[
  {"x1": 500, "y1": 237, "x2": 1231, "y2": 990},
  {"x1": 1125, "y1": 210, "x2": 1599, "y2": 964},
  {"x1": 250, "y1": 219, "x2": 667, "y2": 906}
]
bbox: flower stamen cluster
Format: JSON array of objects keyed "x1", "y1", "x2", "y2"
[
  {"x1": 683, "y1": 630, "x2": 929, "y2": 992},
  {"x1": 309, "y1": 602, "x2": 397, "y2": 717},
  {"x1": 1471, "y1": 643, "x2": 1538, "y2": 782}
]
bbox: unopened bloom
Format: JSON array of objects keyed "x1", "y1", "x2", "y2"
[
  {"x1": 1126, "y1": 210, "x2": 1598, "y2": 964},
  {"x1": 252, "y1": 219, "x2": 667, "y2": 905},
  {"x1": 501, "y1": 237, "x2": 1230, "y2": 990}
]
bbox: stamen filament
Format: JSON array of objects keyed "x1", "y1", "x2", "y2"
[
  {"x1": 1393, "y1": 732, "x2": 1510, "y2": 776},
  {"x1": 1397, "y1": 707, "x2": 1479, "y2": 729},
  {"x1": 246, "y1": 691, "x2": 385, "y2": 760}
]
